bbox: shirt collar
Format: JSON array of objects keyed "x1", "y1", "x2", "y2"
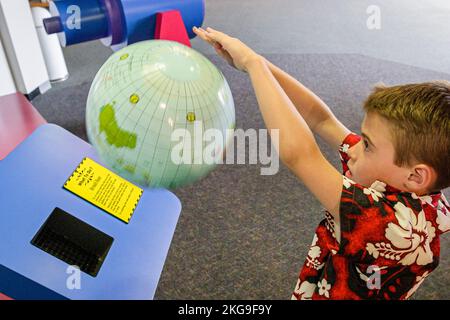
[{"x1": 372, "y1": 180, "x2": 443, "y2": 208}]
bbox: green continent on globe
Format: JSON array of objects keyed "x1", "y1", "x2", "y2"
[{"x1": 99, "y1": 104, "x2": 137, "y2": 149}]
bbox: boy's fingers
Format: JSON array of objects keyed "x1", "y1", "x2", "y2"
[
  {"x1": 204, "y1": 27, "x2": 229, "y2": 44},
  {"x1": 206, "y1": 27, "x2": 227, "y2": 37},
  {"x1": 194, "y1": 26, "x2": 229, "y2": 42},
  {"x1": 192, "y1": 26, "x2": 206, "y2": 38},
  {"x1": 206, "y1": 27, "x2": 234, "y2": 43},
  {"x1": 194, "y1": 26, "x2": 231, "y2": 56},
  {"x1": 193, "y1": 27, "x2": 215, "y2": 45},
  {"x1": 203, "y1": 32, "x2": 225, "y2": 47}
]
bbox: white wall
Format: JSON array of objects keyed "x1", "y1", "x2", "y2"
[
  {"x1": 0, "y1": 37, "x2": 16, "y2": 96},
  {"x1": 0, "y1": 0, "x2": 50, "y2": 95}
]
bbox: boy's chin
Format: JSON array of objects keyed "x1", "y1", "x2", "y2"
[{"x1": 345, "y1": 170, "x2": 372, "y2": 187}]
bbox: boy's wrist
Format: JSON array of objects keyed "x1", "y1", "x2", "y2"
[{"x1": 245, "y1": 54, "x2": 266, "y2": 72}]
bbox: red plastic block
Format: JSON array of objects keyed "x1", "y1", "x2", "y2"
[
  {"x1": 154, "y1": 10, "x2": 191, "y2": 47},
  {"x1": 0, "y1": 292, "x2": 13, "y2": 300},
  {"x1": 0, "y1": 93, "x2": 47, "y2": 160}
]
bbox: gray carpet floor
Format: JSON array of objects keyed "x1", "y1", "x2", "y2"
[{"x1": 32, "y1": 53, "x2": 450, "y2": 299}]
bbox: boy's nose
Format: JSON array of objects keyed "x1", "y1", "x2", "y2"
[{"x1": 347, "y1": 143, "x2": 359, "y2": 161}]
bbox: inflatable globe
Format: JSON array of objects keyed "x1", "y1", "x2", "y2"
[{"x1": 86, "y1": 40, "x2": 235, "y2": 189}]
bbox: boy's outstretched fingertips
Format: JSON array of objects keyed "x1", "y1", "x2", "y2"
[
  {"x1": 211, "y1": 27, "x2": 232, "y2": 38},
  {"x1": 206, "y1": 27, "x2": 226, "y2": 38},
  {"x1": 202, "y1": 30, "x2": 223, "y2": 43},
  {"x1": 193, "y1": 27, "x2": 217, "y2": 47},
  {"x1": 206, "y1": 27, "x2": 221, "y2": 34}
]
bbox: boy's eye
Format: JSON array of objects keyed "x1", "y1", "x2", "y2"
[{"x1": 363, "y1": 139, "x2": 370, "y2": 150}]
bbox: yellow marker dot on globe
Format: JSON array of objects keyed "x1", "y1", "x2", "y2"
[
  {"x1": 130, "y1": 94, "x2": 140, "y2": 104},
  {"x1": 120, "y1": 53, "x2": 129, "y2": 60},
  {"x1": 186, "y1": 112, "x2": 196, "y2": 122}
]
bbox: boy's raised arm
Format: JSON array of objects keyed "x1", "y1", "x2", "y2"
[
  {"x1": 246, "y1": 57, "x2": 343, "y2": 219},
  {"x1": 265, "y1": 59, "x2": 351, "y2": 150},
  {"x1": 193, "y1": 26, "x2": 344, "y2": 220}
]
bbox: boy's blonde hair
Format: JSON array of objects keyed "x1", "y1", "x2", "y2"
[{"x1": 363, "y1": 81, "x2": 450, "y2": 191}]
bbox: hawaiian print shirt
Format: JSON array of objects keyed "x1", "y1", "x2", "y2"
[{"x1": 292, "y1": 133, "x2": 450, "y2": 300}]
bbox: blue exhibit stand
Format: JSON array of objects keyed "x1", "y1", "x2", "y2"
[{"x1": 0, "y1": 124, "x2": 182, "y2": 300}]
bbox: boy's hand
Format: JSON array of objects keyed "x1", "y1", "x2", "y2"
[{"x1": 193, "y1": 26, "x2": 261, "y2": 72}]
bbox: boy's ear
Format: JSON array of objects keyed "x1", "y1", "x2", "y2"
[{"x1": 407, "y1": 164, "x2": 437, "y2": 192}]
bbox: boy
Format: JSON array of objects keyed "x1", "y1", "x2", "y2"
[{"x1": 193, "y1": 27, "x2": 450, "y2": 300}]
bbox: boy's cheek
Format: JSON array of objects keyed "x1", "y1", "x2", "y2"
[{"x1": 353, "y1": 163, "x2": 377, "y2": 186}]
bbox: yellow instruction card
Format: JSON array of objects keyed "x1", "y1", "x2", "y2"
[{"x1": 64, "y1": 157, "x2": 143, "y2": 223}]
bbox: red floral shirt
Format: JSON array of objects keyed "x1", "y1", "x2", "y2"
[{"x1": 292, "y1": 133, "x2": 450, "y2": 300}]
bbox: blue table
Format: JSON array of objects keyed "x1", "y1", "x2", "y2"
[{"x1": 0, "y1": 124, "x2": 182, "y2": 299}]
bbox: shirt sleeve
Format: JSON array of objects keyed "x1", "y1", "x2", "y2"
[
  {"x1": 338, "y1": 133, "x2": 361, "y2": 175},
  {"x1": 436, "y1": 195, "x2": 450, "y2": 235}
]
